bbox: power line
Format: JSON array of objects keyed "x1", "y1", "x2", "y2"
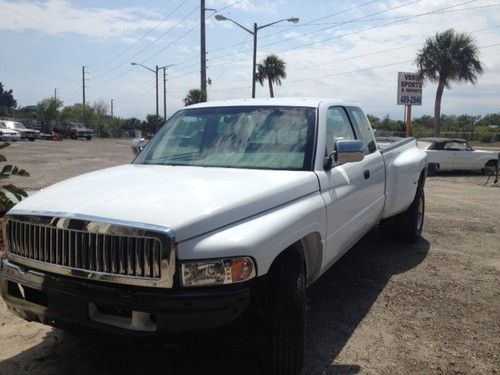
[
  {"x1": 169, "y1": 0, "x2": 484, "y2": 83},
  {"x1": 87, "y1": 0, "x2": 176, "y2": 70},
  {"x1": 89, "y1": 1, "x2": 197, "y2": 82}
]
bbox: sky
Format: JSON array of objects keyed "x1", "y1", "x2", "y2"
[{"x1": 0, "y1": 0, "x2": 499, "y2": 121}]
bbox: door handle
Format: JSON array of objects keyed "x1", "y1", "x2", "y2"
[{"x1": 363, "y1": 170, "x2": 370, "y2": 179}]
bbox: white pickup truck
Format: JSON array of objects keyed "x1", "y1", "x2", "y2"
[{"x1": 0, "y1": 98, "x2": 427, "y2": 374}]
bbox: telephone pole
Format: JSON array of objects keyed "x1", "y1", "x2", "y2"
[
  {"x1": 82, "y1": 66, "x2": 86, "y2": 106},
  {"x1": 200, "y1": 0, "x2": 207, "y2": 95},
  {"x1": 54, "y1": 88, "x2": 57, "y2": 100},
  {"x1": 111, "y1": 99, "x2": 114, "y2": 118},
  {"x1": 163, "y1": 67, "x2": 167, "y2": 120},
  {"x1": 200, "y1": 2, "x2": 216, "y2": 98}
]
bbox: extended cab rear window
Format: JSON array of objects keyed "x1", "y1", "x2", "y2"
[{"x1": 346, "y1": 107, "x2": 377, "y2": 154}]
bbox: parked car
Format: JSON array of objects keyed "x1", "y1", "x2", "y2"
[
  {"x1": 59, "y1": 123, "x2": 93, "y2": 140},
  {"x1": 0, "y1": 98, "x2": 427, "y2": 373},
  {"x1": 417, "y1": 137, "x2": 499, "y2": 175},
  {"x1": 131, "y1": 137, "x2": 148, "y2": 155},
  {"x1": 1, "y1": 120, "x2": 37, "y2": 141},
  {"x1": 0, "y1": 122, "x2": 21, "y2": 141}
]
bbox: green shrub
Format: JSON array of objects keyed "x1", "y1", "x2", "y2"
[{"x1": 0, "y1": 142, "x2": 29, "y2": 213}]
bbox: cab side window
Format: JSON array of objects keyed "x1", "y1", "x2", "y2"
[
  {"x1": 346, "y1": 106, "x2": 377, "y2": 154},
  {"x1": 325, "y1": 106, "x2": 355, "y2": 155}
]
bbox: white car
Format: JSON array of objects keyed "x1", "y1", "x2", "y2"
[
  {"x1": 1, "y1": 120, "x2": 37, "y2": 141},
  {"x1": 0, "y1": 98, "x2": 427, "y2": 372},
  {"x1": 418, "y1": 138, "x2": 498, "y2": 175},
  {"x1": 0, "y1": 122, "x2": 21, "y2": 141}
]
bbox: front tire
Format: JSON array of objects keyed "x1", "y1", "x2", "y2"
[
  {"x1": 483, "y1": 160, "x2": 497, "y2": 176},
  {"x1": 395, "y1": 189, "x2": 425, "y2": 243},
  {"x1": 267, "y1": 250, "x2": 306, "y2": 375}
]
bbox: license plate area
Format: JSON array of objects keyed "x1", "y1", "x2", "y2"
[{"x1": 88, "y1": 302, "x2": 157, "y2": 332}]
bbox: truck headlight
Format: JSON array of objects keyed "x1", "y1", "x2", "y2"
[{"x1": 180, "y1": 257, "x2": 256, "y2": 287}]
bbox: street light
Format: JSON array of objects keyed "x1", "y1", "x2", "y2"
[
  {"x1": 215, "y1": 15, "x2": 299, "y2": 98},
  {"x1": 131, "y1": 62, "x2": 174, "y2": 121}
]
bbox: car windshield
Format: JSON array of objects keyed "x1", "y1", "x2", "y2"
[
  {"x1": 135, "y1": 106, "x2": 316, "y2": 171},
  {"x1": 417, "y1": 141, "x2": 432, "y2": 150},
  {"x1": 8, "y1": 122, "x2": 26, "y2": 129}
]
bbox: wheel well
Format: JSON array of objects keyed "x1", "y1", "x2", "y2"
[
  {"x1": 418, "y1": 168, "x2": 427, "y2": 191},
  {"x1": 486, "y1": 159, "x2": 497, "y2": 166},
  {"x1": 269, "y1": 232, "x2": 323, "y2": 286}
]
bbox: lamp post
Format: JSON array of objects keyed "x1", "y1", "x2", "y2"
[
  {"x1": 131, "y1": 62, "x2": 174, "y2": 120},
  {"x1": 215, "y1": 15, "x2": 299, "y2": 98}
]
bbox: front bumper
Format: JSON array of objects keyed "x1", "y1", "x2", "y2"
[
  {"x1": 0, "y1": 258, "x2": 251, "y2": 334},
  {"x1": 20, "y1": 132, "x2": 37, "y2": 140}
]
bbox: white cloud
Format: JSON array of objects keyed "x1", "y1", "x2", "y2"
[{"x1": 0, "y1": 0, "x2": 191, "y2": 40}]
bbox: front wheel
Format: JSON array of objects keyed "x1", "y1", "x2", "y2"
[
  {"x1": 86, "y1": 136, "x2": 92, "y2": 141},
  {"x1": 267, "y1": 250, "x2": 306, "y2": 375},
  {"x1": 395, "y1": 189, "x2": 425, "y2": 243},
  {"x1": 483, "y1": 160, "x2": 497, "y2": 176}
]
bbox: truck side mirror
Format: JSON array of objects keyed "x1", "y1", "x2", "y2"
[{"x1": 324, "y1": 140, "x2": 365, "y2": 170}]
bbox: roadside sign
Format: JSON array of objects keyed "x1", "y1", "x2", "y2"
[{"x1": 397, "y1": 72, "x2": 422, "y2": 106}]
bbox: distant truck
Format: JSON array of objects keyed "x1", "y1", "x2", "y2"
[
  {"x1": 55, "y1": 123, "x2": 93, "y2": 140},
  {"x1": 0, "y1": 98, "x2": 427, "y2": 374}
]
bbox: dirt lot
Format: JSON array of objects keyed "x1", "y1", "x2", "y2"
[{"x1": 0, "y1": 139, "x2": 499, "y2": 374}]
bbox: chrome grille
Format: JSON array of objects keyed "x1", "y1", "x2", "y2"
[{"x1": 4, "y1": 214, "x2": 175, "y2": 288}]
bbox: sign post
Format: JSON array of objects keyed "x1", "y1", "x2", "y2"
[{"x1": 397, "y1": 72, "x2": 422, "y2": 137}]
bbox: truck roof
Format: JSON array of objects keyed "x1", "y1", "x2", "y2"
[{"x1": 186, "y1": 97, "x2": 359, "y2": 109}]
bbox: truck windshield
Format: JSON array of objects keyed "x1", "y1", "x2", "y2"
[{"x1": 135, "y1": 106, "x2": 316, "y2": 171}]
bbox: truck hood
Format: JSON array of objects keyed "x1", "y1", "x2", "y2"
[{"x1": 10, "y1": 164, "x2": 319, "y2": 242}]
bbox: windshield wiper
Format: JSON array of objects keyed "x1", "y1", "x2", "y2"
[{"x1": 143, "y1": 152, "x2": 199, "y2": 163}]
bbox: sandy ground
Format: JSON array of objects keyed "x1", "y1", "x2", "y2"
[{"x1": 0, "y1": 139, "x2": 499, "y2": 374}]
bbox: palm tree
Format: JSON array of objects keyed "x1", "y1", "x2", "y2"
[
  {"x1": 183, "y1": 89, "x2": 207, "y2": 106},
  {"x1": 416, "y1": 29, "x2": 483, "y2": 136},
  {"x1": 256, "y1": 54, "x2": 287, "y2": 98}
]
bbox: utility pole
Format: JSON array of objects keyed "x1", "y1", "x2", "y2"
[
  {"x1": 251, "y1": 23, "x2": 258, "y2": 99},
  {"x1": 155, "y1": 65, "x2": 159, "y2": 117},
  {"x1": 111, "y1": 99, "x2": 114, "y2": 118},
  {"x1": 163, "y1": 67, "x2": 167, "y2": 120},
  {"x1": 200, "y1": 0, "x2": 207, "y2": 95},
  {"x1": 54, "y1": 88, "x2": 57, "y2": 100},
  {"x1": 82, "y1": 66, "x2": 86, "y2": 106}
]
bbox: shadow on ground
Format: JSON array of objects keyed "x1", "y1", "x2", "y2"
[{"x1": 0, "y1": 230, "x2": 429, "y2": 375}]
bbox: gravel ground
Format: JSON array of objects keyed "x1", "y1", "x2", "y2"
[{"x1": 0, "y1": 139, "x2": 499, "y2": 374}]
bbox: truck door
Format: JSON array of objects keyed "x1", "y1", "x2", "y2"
[
  {"x1": 315, "y1": 106, "x2": 383, "y2": 270},
  {"x1": 447, "y1": 141, "x2": 474, "y2": 170},
  {"x1": 345, "y1": 106, "x2": 385, "y2": 231}
]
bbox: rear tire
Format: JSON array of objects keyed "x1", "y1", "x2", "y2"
[
  {"x1": 267, "y1": 250, "x2": 306, "y2": 375},
  {"x1": 395, "y1": 189, "x2": 425, "y2": 243}
]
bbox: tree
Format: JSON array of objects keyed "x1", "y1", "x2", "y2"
[
  {"x1": 144, "y1": 114, "x2": 163, "y2": 134},
  {"x1": 36, "y1": 97, "x2": 63, "y2": 125},
  {"x1": 183, "y1": 89, "x2": 207, "y2": 106},
  {"x1": 0, "y1": 82, "x2": 17, "y2": 116},
  {"x1": 60, "y1": 103, "x2": 95, "y2": 125},
  {"x1": 256, "y1": 54, "x2": 287, "y2": 98},
  {"x1": 416, "y1": 29, "x2": 483, "y2": 136}
]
